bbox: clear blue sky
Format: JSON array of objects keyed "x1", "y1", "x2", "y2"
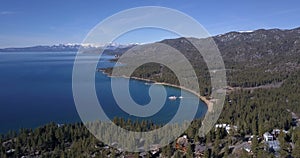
[{"x1": 0, "y1": 0, "x2": 299, "y2": 48}]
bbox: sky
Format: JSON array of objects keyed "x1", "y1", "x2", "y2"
[{"x1": 0, "y1": 0, "x2": 300, "y2": 48}]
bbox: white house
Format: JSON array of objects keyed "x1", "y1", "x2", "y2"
[
  {"x1": 215, "y1": 124, "x2": 237, "y2": 134},
  {"x1": 263, "y1": 132, "x2": 274, "y2": 142}
]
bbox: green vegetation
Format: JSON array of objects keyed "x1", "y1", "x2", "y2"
[{"x1": 1, "y1": 116, "x2": 300, "y2": 157}]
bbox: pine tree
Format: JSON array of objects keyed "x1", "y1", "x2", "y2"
[
  {"x1": 173, "y1": 151, "x2": 181, "y2": 158},
  {"x1": 252, "y1": 119, "x2": 258, "y2": 135},
  {"x1": 203, "y1": 149, "x2": 210, "y2": 158},
  {"x1": 251, "y1": 135, "x2": 258, "y2": 157},
  {"x1": 110, "y1": 149, "x2": 116, "y2": 158},
  {"x1": 278, "y1": 131, "x2": 288, "y2": 157},
  {"x1": 258, "y1": 115, "x2": 265, "y2": 136},
  {"x1": 206, "y1": 132, "x2": 212, "y2": 144},
  {"x1": 165, "y1": 144, "x2": 172, "y2": 157},
  {"x1": 292, "y1": 142, "x2": 300, "y2": 158},
  {"x1": 60, "y1": 152, "x2": 66, "y2": 158},
  {"x1": 224, "y1": 142, "x2": 230, "y2": 158},
  {"x1": 213, "y1": 130, "x2": 221, "y2": 157},
  {"x1": 1, "y1": 152, "x2": 7, "y2": 158},
  {"x1": 186, "y1": 143, "x2": 193, "y2": 158}
]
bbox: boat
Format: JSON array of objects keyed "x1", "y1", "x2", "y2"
[
  {"x1": 178, "y1": 96, "x2": 183, "y2": 99},
  {"x1": 168, "y1": 96, "x2": 177, "y2": 100}
]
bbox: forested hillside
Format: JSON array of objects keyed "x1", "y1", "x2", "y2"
[{"x1": 102, "y1": 27, "x2": 300, "y2": 114}]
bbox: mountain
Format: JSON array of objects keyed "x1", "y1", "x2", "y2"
[
  {"x1": 213, "y1": 27, "x2": 300, "y2": 62},
  {"x1": 0, "y1": 43, "x2": 138, "y2": 53},
  {"x1": 158, "y1": 27, "x2": 300, "y2": 63},
  {"x1": 157, "y1": 27, "x2": 300, "y2": 74},
  {"x1": 0, "y1": 44, "x2": 81, "y2": 52},
  {"x1": 102, "y1": 27, "x2": 300, "y2": 89}
]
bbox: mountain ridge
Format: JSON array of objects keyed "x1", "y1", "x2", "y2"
[
  {"x1": 0, "y1": 43, "x2": 138, "y2": 53},
  {"x1": 100, "y1": 26, "x2": 300, "y2": 89}
]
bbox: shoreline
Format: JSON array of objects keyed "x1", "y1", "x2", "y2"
[{"x1": 99, "y1": 69, "x2": 213, "y2": 110}]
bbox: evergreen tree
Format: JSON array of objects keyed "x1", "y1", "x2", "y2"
[
  {"x1": 165, "y1": 144, "x2": 172, "y2": 157},
  {"x1": 111, "y1": 149, "x2": 117, "y2": 158},
  {"x1": 173, "y1": 151, "x2": 181, "y2": 158},
  {"x1": 203, "y1": 149, "x2": 210, "y2": 158},
  {"x1": 186, "y1": 143, "x2": 193, "y2": 158},
  {"x1": 278, "y1": 131, "x2": 288, "y2": 157},
  {"x1": 224, "y1": 142, "x2": 230, "y2": 158},
  {"x1": 251, "y1": 135, "x2": 258, "y2": 157},
  {"x1": 292, "y1": 142, "x2": 300, "y2": 158},
  {"x1": 252, "y1": 119, "x2": 258, "y2": 135},
  {"x1": 213, "y1": 130, "x2": 221, "y2": 157}
]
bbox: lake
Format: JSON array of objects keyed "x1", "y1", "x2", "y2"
[{"x1": 0, "y1": 52, "x2": 207, "y2": 133}]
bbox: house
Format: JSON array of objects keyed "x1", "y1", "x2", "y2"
[
  {"x1": 263, "y1": 132, "x2": 280, "y2": 152},
  {"x1": 215, "y1": 124, "x2": 238, "y2": 134},
  {"x1": 176, "y1": 135, "x2": 189, "y2": 152},
  {"x1": 225, "y1": 125, "x2": 238, "y2": 134},
  {"x1": 215, "y1": 124, "x2": 227, "y2": 128},
  {"x1": 6, "y1": 149, "x2": 15, "y2": 154},
  {"x1": 271, "y1": 129, "x2": 289, "y2": 136},
  {"x1": 249, "y1": 135, "x2": 260, "y2": 143},
  {"x1": 243, "y1": 142, "x2": 252, "y2": 153},
  {"x1": 150, "y1": 144, "x2": 160, "y2": 155},
  {"x1": 271, "y1": 129, "x2": 281, "y2": 136},
  {"x1": 194, "y1": 143, "x2": 206, "y2": 157},
  {"x1": 263, "y1": 132, "x2": 274, "y2": 142},
  {"x1": 266, "y1": 140, "x2": 280, "y2": 152},
  {"x1": 103, "y1": 145, "x2": 109, "y2": 149},
  {"x1": 139, "y1": 152, "x2": 147, "y2": 157}
]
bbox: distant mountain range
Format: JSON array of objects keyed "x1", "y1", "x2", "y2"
[{"x1": 0, "y1": 43, "x2": 138, "y2": 53}]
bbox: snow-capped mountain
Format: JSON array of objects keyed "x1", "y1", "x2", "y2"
[{"x1": 0, "y1": 43, "x2": 139, "y2": 52}]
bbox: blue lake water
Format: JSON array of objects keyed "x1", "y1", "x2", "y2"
[{"x1": 0, "y1": 52, "x2": 207, "y2": 133}]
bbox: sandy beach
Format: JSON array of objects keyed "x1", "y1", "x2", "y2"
[{"x1": 99, "y1": 69, "x2": 213, "y2": 111}]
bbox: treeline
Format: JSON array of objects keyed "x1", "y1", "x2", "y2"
[
  {"x1": 0, "y1": 118, "x2": 201, "y2": 158},
  {"x1": 2, "y1": 117, "x2": 300, "y2": 157},
  {"x1": 219, "y1": 89, "x2": 292, "y2": 136}
]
